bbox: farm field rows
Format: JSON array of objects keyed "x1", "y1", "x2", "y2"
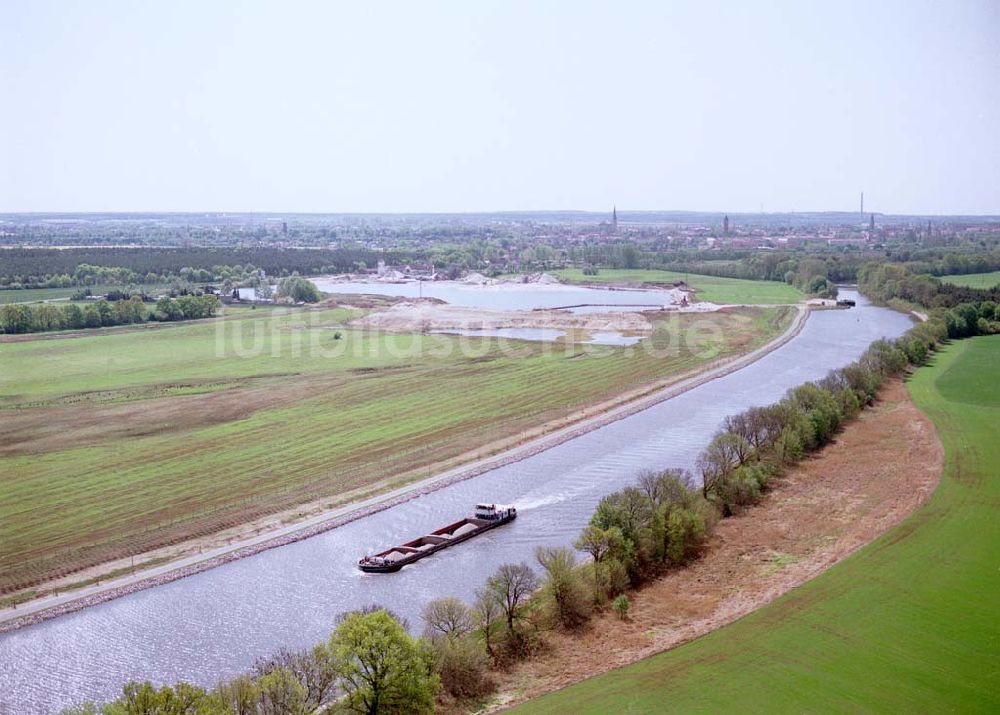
[
  {"x1": 0, "y1": 304, "x2": 793, "y2": 594},
  {"x1": 553, "y1": 268, "x2": 804, "y2": 304},
  {"x1": 938, "y1": 270, "x2": 1000, "y2": 289},
  {"x1": 514, "y1": 335, "x2": 1000, "y2": 714}
]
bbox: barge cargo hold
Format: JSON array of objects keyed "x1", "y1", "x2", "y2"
[{"x1": 358, "y1": 504, "x2": 517, "y2": 573}]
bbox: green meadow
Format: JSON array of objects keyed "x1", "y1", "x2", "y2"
[
  {"x1": 0, "y1": 286, "x2": 80, "y2": 304},
  {"x1": 938, "y1": 270, "x2": 1000, "y2": 289},
  {"x1": 554, "y1": 268, "x2": 804, "y2": 305},
  {"x1": 515, "y1": 335, "x2": 1000, "y2": 713},
  {"x1": 0, "y1": 284, "x2": 173, "y2": 304},
  {"x1": 0, "y1": 304, "x2": 791, "y2": 593}
]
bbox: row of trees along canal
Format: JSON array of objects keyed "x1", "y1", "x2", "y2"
[{"x1": 61, "y1": 285, "x2": 1000, "y2": 714}]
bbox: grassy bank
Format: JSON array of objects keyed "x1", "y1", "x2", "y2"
[
  {"x1": 553, "y1": 268, "x2": 804, "y2": 304},
  {"x1": 514, "y1": 335, "x2": 1000, "y2": 713},
  {"x1": 938, "y1": 270, "x2": 1000, "y2": 289},
  {"x1": 0, "y1": 304, "x2": 792, "y2": 594}
]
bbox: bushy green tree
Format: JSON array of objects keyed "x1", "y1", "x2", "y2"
[
  {"x1": 34, "y1": 303, "x2": 67, "y2": 331},
  {"x1": 74, "y1": 680, "x2": 224, "y2": 715},
  {"x1": 593, "y1": 557, "x2": 630, "y2": 601},
  {"x1": 573, "y1": 524, "x2": 625, "y2": 565},
  {"x1": 155, "y1": 296, "x2": 183, "y2": 321},
  {"x1": 0, "y1": 304, "x2": 32, "y2": 333},
  {"x1": 429, "y1": 633, "x2": 495, "y2": 700},
  {"x1": 612, "y1": 594, "x2": 630, "y2": 620},
  {"x1": 63, "y1": 302, "x2": 85, "y2": 329},
  {"x1": 211, "y1": 675, "x2": 259, "y2": 715},
  {"x1": 591, "y1": 488, "x2": 652, "y2": 546},
  {"x1": 535, "y1": 546, "x2": 591, "y2": 628},
  {"x1": 329, "y1": 609, "x2": 437, "y2": 715},
  {"x1": 253, "y1": 667, "x2": 307, "y2": 715},
  {"x1": 83, "y1": 305, "x2": 102, "y2": 328},
  {"x1": 174, "y1": 294, "x2": 219, "y2": 320},
  {"x1": 665, "y1": 508, "x2": 707, "y2": 563},
  {"x1": 276, "y1": 274, "x2": 322, "y2": 303}
]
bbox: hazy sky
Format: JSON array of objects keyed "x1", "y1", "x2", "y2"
[{"x1": 2, "y1": 1, "x2": 998, "y2": 214}]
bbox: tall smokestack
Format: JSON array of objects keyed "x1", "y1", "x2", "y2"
[{"x1": 860, "y1": 191, "x2": 864, "y2": 216}]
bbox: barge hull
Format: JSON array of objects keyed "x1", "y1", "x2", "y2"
[{"x1": 358, "y1": 510, "x2": 516, "y2": 573}]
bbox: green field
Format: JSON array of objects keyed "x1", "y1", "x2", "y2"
[
  {"x1": 0, "y1": 304, "x2": 792, "y2": 593},
  {"x1": 0, "y1": 284, "x2": 172, "y2": 304},
  {"x1": 0, "y1": 287, "x2": 78, "y2": 304},
  {"x1": 554, "y1": 268, "x2": 804, "y2": 305},
  {"x1": 515, "y1": 336, "x2": 1000, "y2": 713},
  {"x1": 939, "y1": 270, "x2": 1000, "y2": 289}
]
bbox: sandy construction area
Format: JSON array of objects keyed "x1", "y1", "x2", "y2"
[
  {"x1": 488, "y1": 378, "x2": 943, "y2": 710},
  {"x1": 353, "y1": 301, "x2": 661, "y2": 333},
  {"x1": 352, "y1": 300, "x2": 720, "y2": 334}
]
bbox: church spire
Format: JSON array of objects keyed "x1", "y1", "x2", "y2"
[{"x1": 612, "y1": 204, "x2": 618, "y2": 233}]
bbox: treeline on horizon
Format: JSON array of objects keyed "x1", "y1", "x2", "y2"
[
  {"x1": 653, "y1": 246, "x2": 1000, "y2": 284},
  {"x1": 859, "y1": 262, "x2": 1000, "y2": 309},
  {"x1": 0, "y1": 247, "x2": 411, "y2": 289},
  {"x1": 57, "y1": 269, "x2": 1000, "y2": 715},
  {"x1": 4, "y1": 236, "x2": 1000, "y2": 293}
]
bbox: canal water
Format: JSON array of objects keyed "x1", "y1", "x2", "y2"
[{"x1": 0, "y1": 290, "x2": 913, "y2": 714}]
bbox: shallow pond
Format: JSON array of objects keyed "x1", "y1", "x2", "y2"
[{"x1": 587, "y1": 331, "x2": 643, "y2": 346}]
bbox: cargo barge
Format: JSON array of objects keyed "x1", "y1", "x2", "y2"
[{"x1": 358, "y1": 503, "x2": 517, "y2": 573}]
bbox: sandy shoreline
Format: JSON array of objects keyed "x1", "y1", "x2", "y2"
[{"x1": 0, "y1": 306, "x2": 807, "y2": 634}]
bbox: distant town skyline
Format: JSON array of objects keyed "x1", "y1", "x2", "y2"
[{"x1": 2, "y1": 0, "x2": 998, "y2": 215}]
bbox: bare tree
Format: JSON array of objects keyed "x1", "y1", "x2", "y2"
[
  {"x1": 637, "y1": 470, "x2": 665, "y2": 505},
  {"x1": 718, "y1": 421, "x2": 756, "y2": 464},
  {"x1": 474, "y1": 587, "x2": 502, "y2": 660},
  {"x1": 422, "y1": 596, "x2": 474, "y2": 642},
  {"x1": 725, "y1": 409, "x2": 765, "y2": 452},
  {"x1": 485, "y1": 562, "x2": 538, "y2": 638}
]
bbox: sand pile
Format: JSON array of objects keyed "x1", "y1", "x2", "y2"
[
  {"x1": 462, "y1": 272, "x2": 496, "y2": 285},
  {"x1": 353, "y1": 303, "x2": 654, "y2": 333}
]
